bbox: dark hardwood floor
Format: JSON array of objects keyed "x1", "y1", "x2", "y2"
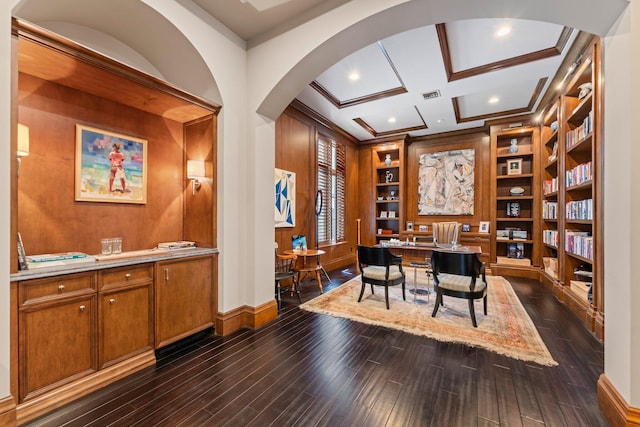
[{"x1": 24, "y1": 265, "x2": 608, "y2": 426}]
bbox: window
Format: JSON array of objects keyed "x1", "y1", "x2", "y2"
[{"x1": 317, "y1": 136, "x2": 346, "y2": 245}]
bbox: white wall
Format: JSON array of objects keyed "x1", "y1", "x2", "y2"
[
  {"x1": 0, "y1": 0, "x2": 12, "y2": 400},
  {"x1": 604, "y1": 1, "x2": 640, "y2": 408}
]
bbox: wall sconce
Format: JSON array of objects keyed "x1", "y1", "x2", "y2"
[
  {"x1": 187, "y1": 159, "x2": 205, "y2": 196},
  {"x1": 17, "y1": 123, "x2": 30, "y2": 176}
]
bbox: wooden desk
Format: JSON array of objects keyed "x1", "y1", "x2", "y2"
[
  {"x1": 284, "y1": 249, "x2": 329, "y2": 293},
  {"x1": 384, "y1": 243, "x2": 483, "y2": 264}
]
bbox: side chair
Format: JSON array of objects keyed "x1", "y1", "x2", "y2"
[
  {"x1": 274, "y1": 243, "x2": 301, "y2": 312},
  {"x1": 430, "y1": 249, "x2": 487, "y2": 327},
  {"x1": 357, "y1": 245, "x2": 406, "y2": 309}
]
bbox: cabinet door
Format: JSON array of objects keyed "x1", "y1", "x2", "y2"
[
  {"x1": 99, "y1": 284, "x2": 153, "y2": 368},
  {"x1": 155, "y1": 256, "x2": 213, "y2": 348},
  {"x1": 19, "y1": 295, "x2": 96, "y2": 401}
]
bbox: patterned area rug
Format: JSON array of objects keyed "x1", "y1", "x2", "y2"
[{"x1": 300, "y1": 274, "x2": 557, "y2": 366}]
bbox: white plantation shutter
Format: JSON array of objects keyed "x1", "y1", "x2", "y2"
[{"x1": 317, "y1": 137, "x2": 346, "y2": 244}]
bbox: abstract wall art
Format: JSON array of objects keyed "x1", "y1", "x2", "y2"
[
  {"x1": 418, "y1": 149, "x2": 475, "y2": 215},
  {"x1": 274, "y1": 168, "x2": 296, "y2": 228}
]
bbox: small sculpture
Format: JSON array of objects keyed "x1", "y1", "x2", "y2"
[
  {"x1": 384, "y1": 154, "x2": 392, "y2": 166},
  {"x1": 385, "y1": 170, "x2": 393, "y2": 183},
  {"x1": 509, "y1": 138, "x2": 519, "y2": 153}
]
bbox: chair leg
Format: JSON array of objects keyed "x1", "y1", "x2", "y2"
[
  {"x1": 431, "y1": 291, "x2": 442, "y2": 317},
  {"x1": 468, "y1": 299, "x2": 478, "y2": 327},
  {"x1": 483, "y1": 295, "x2": 487, "y2": 315},
  {"x1": 385, "y1": 286, "x2": 390, "y2": 309},
  {"x1": 358, "y1": 279, "x2": 366, "y2": 302},
  {"x1": 275, "y1": 281, "x2": 282, "y2": 312},
  {"x1": 370, "y1": 284, "x2": 374, "y2": 295},
  {"x1": 402, "y1": 282, "x2": 406, "y2": 301},
  {"x1": 294, "y1": 278, "x2": 302, "y2": 304}
]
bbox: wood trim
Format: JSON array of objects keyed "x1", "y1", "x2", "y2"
[
  {"x1": 353, "y1": 107, "x2": 428, "y2": 137},
  {"x1": 14, "y1": 19, "x2": 220, "y2": 116},
  {"x1": 310, "y1": 81, "x2": 407, "y2": 109},
  {"x1": 436, "y1": 23, "x2": 570, "y2": 82},
  {"x1": 0, "y1": 396, "x2": 17, "y2": 427},
  {"x1": 598, "y1": 374, "x2": 640, "y2": 427},
  {"x1": 215, "y1": 300, "x2": 278, "y2": 336},
  {"x1": 309, "y1": 41, "x2": 407, "y2": 109},
  {"x1": 453, "y1": 78, "x2": 548, "y2": 124},
  {"x1": 16, "y1": 350, "x2": 155, "y2": 424},
  {"x1": 288, "y1": 100, "x2": 359, "y2": 145}
]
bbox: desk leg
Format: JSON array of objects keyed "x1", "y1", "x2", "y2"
[
  {"x1": 315, "y1": 270, "x2": 323, "y2": 293},
  {"x1": 320, "y1": 266, "x2": 331, "y2": 283}
]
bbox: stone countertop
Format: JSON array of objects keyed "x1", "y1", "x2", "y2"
[{"x1": 11, "y1": 247, "x2": 218, "y2": 282}]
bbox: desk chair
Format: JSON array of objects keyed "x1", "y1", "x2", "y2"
[
  {"x1": 357, "y1": 245, "x2": 406, "y2": 309},
  {"x1": 430, "y1": 249, "x2": 487, "y2": 327},
  {"x1": 432, "y1": 221, "x2": 460, "y2": 246}
]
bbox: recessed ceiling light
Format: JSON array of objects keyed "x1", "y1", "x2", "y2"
[
  {"x1": 348, "y1": 71, "x2": 360, "y2": 81},
  {"x1": 436, "y1": 119, "x2": 445, "y2": 124},
  {"x1": 388, "y1": 117, "x2": 396, "y2": 124},
  {"x1": 488, "y1": 96, "x2": 499, "y2": 104},
  {"x1": 496, "y1": 26, "x2": 511, "y2": 37}
]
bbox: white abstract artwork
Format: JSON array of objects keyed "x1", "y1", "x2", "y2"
[{"x1": 418, "y1": 149, "x2": 475, "y2": 215}]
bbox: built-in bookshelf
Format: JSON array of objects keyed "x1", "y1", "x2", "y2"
[
  {"x1": 374, "y1": 145, "x2": 403, "y2": 243},
  {"x1": 490, "y1": 126, "x2": 540, "y2": 275},
  {"x1": 539, "y1": 36, "x2": 603, "y2": 339}
]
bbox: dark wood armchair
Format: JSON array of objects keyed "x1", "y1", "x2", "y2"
[
  {"x1": 430, "y1": 249, "x2": 487, "y2": 327},
  {"x1": 357, "y1": 245, "x2": 406, "y2": 309}
]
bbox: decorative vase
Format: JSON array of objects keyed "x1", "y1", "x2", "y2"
[
  {"x1": 509, "y1": 138, "x2": 519, "y2": 153},
  {"x1": 384, "y1": 154, "x2": 391, "y2": 166}
]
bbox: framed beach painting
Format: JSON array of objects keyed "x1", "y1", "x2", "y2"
[{"x1": 75, "y1": 125, "x2": 148, "y2": 204}]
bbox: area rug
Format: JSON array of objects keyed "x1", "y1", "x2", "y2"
[{"x1": 300, "y1": 275, "x2": 557, "y2": 366}]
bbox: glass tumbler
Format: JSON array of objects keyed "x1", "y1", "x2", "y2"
[
  {"x1": 112, "y1": 237, "x2": 122, "y2": 254},
  {"x1": 101, "y1": 238, "x2": 112, "y2": 255}
]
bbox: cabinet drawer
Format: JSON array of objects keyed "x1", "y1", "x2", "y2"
[
  {"x1": 20, "y1": 272, "x2": 96, "y2": 306},
  {"x1": 99, "y1": 264, "x2": 153, "y2": 291}
]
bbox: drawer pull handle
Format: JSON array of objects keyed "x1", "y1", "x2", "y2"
[
  {"x1": 109, "y1": 298, "x2": 116, "y2": 304},
  {"x1": 165, "y1": 268, "x2": 169, "y2": 282},
  {"x1": 79, "y1": 305, "x2": 86, "y2": 312},
  {"x1": 58, "y1": 285, "x2": 65, "y2": 291},
  {"x1": 125, "y1": 273, "x2": 131, "y2": 280}
]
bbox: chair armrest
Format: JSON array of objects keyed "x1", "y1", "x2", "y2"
[{"x1": 391, "y1": 254, "x2": 403, "y2": 265}]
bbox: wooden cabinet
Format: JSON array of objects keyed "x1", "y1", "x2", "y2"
[
  {"x1": 155, "y1": 255, "x2": 214, "y2": 348},
  {"x1": 539, "y1": 36, "x2": 602, "y2": 338},
  {"x1": 18, "y1": 272, "x2": 97, "y2": 401},
  {"x1": 98, "y1": 264, "x2": 154, "y2": 368},
  {"x1": 373, "y1": 144, "x2": 404, "y2": 243},
  {"x1": 490, "y1": 126, "x2": 540, "y2": 275}
]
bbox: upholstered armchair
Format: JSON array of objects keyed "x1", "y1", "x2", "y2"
[{"x1": 357, "y1": 245, "x2": 406, "y2": 309}]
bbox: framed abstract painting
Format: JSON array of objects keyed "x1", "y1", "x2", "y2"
[{"x1": 275, "y1": 168, "x2": 296, "y2": 228}]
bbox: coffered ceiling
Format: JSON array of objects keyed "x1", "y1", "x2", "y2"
[{"x1": 197, "y1": 0, "x2": 584, "y2": 141}]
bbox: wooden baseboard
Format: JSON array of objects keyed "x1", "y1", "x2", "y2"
[
  {"x1": 598, "y1": 374, "x2": 640, "y2": 427},
  {"x1": 0, "y1": 395, "x2": 17, "y2": 427},
  {"x1": 215, "y1": 299, "x2": 278, "y2": 336},
  {"x1": 17, "y1": 350, "x2": 155, "y2": 424}
]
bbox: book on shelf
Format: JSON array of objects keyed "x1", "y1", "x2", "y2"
[
  {"x1": 26, "y1": 251, "x2": 89, "y2": 263},
  {"x1": 157, "y1": 241, "x2": 196, "y2": 250},
  {"x1": 27, "y1": 255, "x2": 97, "y2": 269}
]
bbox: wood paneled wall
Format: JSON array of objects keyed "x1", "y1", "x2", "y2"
[
  {"x1": 17, "y1": 73, "x2": 192, "y2": 256},
  {"x1": 274, "y1": 107, "x2": 359, "y2": 271},
  {"x1": 405, "y1": 131, "x2": 492, "y2": 232}
]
